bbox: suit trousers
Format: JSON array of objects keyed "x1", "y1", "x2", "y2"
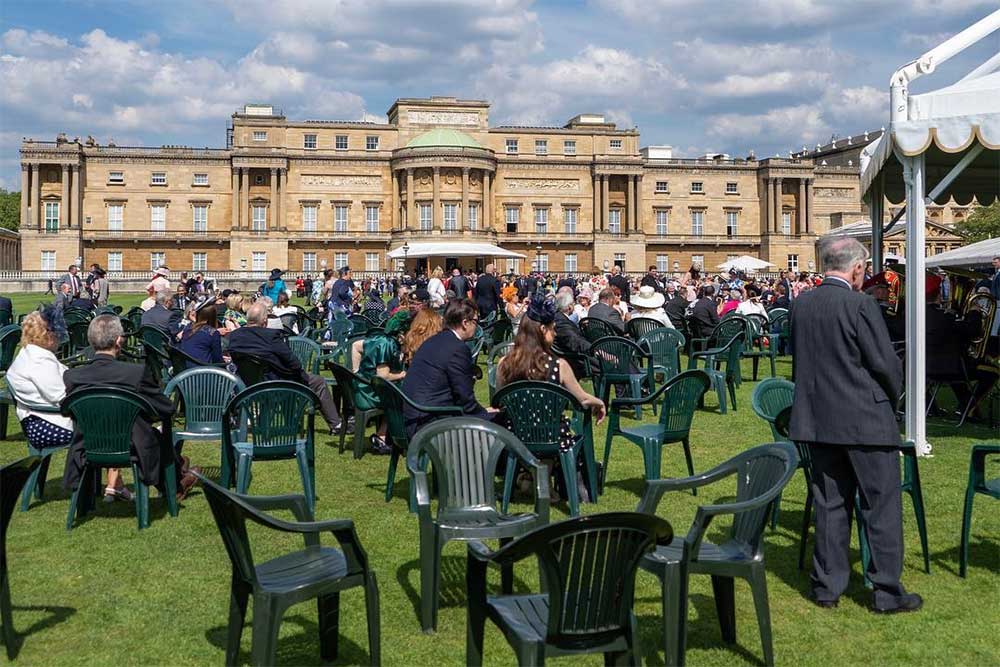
[
  {"x1": 305, "y1": 372, "x2": 341, "y2": 428},
  {"x1": 808, "y1": 443, "x2": 906, "y2": 607},
  {"x1": 63, "y1": 420, "x2": 180, "y2": 491}
]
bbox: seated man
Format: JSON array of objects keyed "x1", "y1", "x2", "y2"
[
  {"x1": 227, "y1": 301, "x2": 345, "y2": 433},
  {"x1": 62, "y1": 315, "x2": 199, "y2": 498},
  {"x1": 141, "y1": 290, "x2": 182, "y2": 338},
  {"x1": 553, "y1": 290, "x2": 593, "y2": 378},
  {"x1": 689, "y1": 284, "x2": 720, "y2": 341},
  {"x1": 586, "y1": 287, "x2": 626, "y2": 334},
  {"x1": 401, "y1": 298, "x2": 496, "y2": 436}
]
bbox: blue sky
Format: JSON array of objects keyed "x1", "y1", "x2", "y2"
[{"x1": 1, "y1": 0, "x2": 997, "y2": 190}]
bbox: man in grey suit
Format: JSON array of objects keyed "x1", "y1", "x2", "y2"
[
  {"x1": 140, "y1": 290, "x2": 182, "y2": 338},
  {"x1": 59, "y1": 264, "x2": 82, "y2": 298},
  {"x1": 586, "y1": 288, "x2": 625, "y2": 334},
  {"x1": 789, "y1": 236, "x2": 921, "y2": 614}
]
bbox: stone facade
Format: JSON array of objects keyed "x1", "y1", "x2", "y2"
[{"x1": 16, "y1": 97, "x2": 972, "y2": 276}]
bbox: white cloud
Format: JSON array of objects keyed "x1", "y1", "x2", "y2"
[
  {"x1": 701, "y1": 70, "x2": 831, "y2": 98},
  {"x1": 707, "y1": 104, "x2": 830, "y2": 145}
]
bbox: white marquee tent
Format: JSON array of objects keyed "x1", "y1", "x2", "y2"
[
  {"x1": 386, "y1": 242, "x2": 526, "y2": 260},
  {"x1": 859, "y1": 9, "x2": 1000, "y2": 455},
  {"x1": 925, "y1": 236, "x2": 1000, "y2": 268},
  {"x1": 716, "y1": 255, "x2": 776, "y2": 273}
]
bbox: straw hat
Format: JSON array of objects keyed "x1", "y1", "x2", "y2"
[
  {"x1": 631, "y1": 285, "x2": 665, "y2": 309},
  {"x1": 576, "y1": 286, "x2": 594, "y2": 302}
]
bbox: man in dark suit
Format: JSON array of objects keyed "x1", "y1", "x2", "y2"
[
  {"x1": 553, "y1": 291, "x2": 592, "y2": 377},
  {"x1": 473, "y1": 263, "x2": 501, "y2": 317},
  {"x1": 226, "y1": 301, "x2": 344, "y2": 433},
  {"x1": 689, "y1": 285, "x2": 720, "y2": 340},
  {"x1": 663, "y1": 283, "x2": 689, "y2": 329},
  {"x1": 401, "y1": 298, "x2": 496, "y2": 436},
  {"x1": 586, "y1": 288, "x2": 626, "y2": 334},
  {"x1": 140, "y1": 290, "x2": 182, "y2": 337},
  {"x1": 789, "y1": 236, "x2": 920, "y2": 614},
  {"x1": 557, "y1": 274, "x2": 577, "y2": 291},
  {"x1": 991, "y1": 255, "x2": 1000, "y2": 300},
  {"x1": 640, "y1": 266, "x2": 662, "y2": 292},
  {"x1": 449, "y1": 268, "x2": 470, "y2": 299},
  {"x1": 608, "y1": 265, "x2": 631, "y2": 304},
  {"x1": 0, "y1": 294, "x2": 11, "y2": 325},
  {"x1": 62, "y1": 315, "x2": 199, "y2": 498}
]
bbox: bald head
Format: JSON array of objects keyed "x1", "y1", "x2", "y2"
[{"x1": 246, "y1": 300, "x2": 270, "y2": 326}]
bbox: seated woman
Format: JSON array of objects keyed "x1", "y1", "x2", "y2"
[
  {"x1": 402, "y1": 307, "x2": 443, "y2": 367},
  {"x1": 269, "y1": 292, "x2": 299, "y2": 333},
  {"x1": 628, "y1": 285, "x2": 672, "y2": 327},
  {"x1": 224, "y1": 293, "x2": 247, "y2": 331},
  {"x1": 6, "y1": 309, "x2": 132, "y2": 502},
  {"x1": 178, "y1": 301, "x2": 223, "y2": 364},
  {"x1": 354, "y1": 310, "x2": 411, "y2": 454}
]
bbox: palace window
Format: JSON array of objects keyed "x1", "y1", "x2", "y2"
[
  {"x1": 107, "y1": 252, "x2": 122, "y2": 272},
  {"x1": 365, "y1": 135, "x2": 379, "y2": 151},
  {"x1": 656, "y1": 254, "x2": 669, "y2": 272},
  {"x1": 365, "y1": 205, "x2": 380, "y2": 232},
  {"x1": 563, "y1": 207, "x2": 577, "y2": 234},
  {"x1": 252, "y1": 131, "x2": 267, "y2": 142},
  {"x1": 564, "y1": 253, "x2": 578, "y2": 273},
  {"x1": 303, "y1": 252, "x2": 317, "y2": 272},
  {"x1": 251, "y1": 205, "x2": 267, "y2": 233},
  {"x1": 533, "y1": 253, "x2": 549, "y2": 273},
  {"x1": 192, "y1": 253, "x2": 207, "y2": 272},
  {"x1": 690, "y1": 181, "x2": 704, "y2": 193},
  {"x1": 609, "y1": 139, "x2": 623, "y2": 150},
  {"x1": 506, "y1": 258, "x2": 520, "y2": 274},
  {"x1": 150, "y1": 252, "x2": 166, "y2": 271},
  {"x1": 505, "y1": 138, "x2": 518, "y2": 154},
  {"x1": 335, "y1": 135, "x2": 348, "y2": 150},
  {"x1": 655, "y1": 180, "x2": 669, "y2": 193},
  {"x1": 150, "y1": 205, "x2": 167, "y2": 234},
  {"x1": 726, "y1": 210, "x2": 738, "y2": 237},
  {"x1": 193, "y1": 173, "x2": 209, "y2": 186},
  {"x1": 691, "y1": 254, "x2": 704, "y2": 269},
  {"x1": 614, "y1": 253, "x2": 626, "y2": 270},
  {"x1": 151, "y1": 172, "x2": 167, "y2": 185},
  {"x1": 535, "y1": 139, "x2": 547, "y2": 155},
  {"x1": 725, "y1": 181, "x2": 738, "y2": 194},
  {"x1": 334, "y1": 252, "x2": 348, "y2": 268},
  {"x1": 655, "y1": 209, "x2": 668, "y2": 235},
  {"x1": 419, "y1": 203, "x2": 432, "y2": 231},
  {"x1": 304, "y1": 134, "x2": 317, "y2": 149},
  {"x1": 365, "y1": 252, "x2": 379, "y2": 272},
  {"x1": 563, "y1": 140, "x2": 576, "y2": 155},
  {"x1": 252, "y1": 252, "x2": 266, "y2": 271},
  {"x1": 608, "y1": 208, "x2": 622, "y2": 234},
  {"x1": 193, "y1": 205, "x2": 208, "y2": 233},
  {"x1": 690, "y1": 210, "x2": 704, "y2": 236},
  {"x1": 782, "y1": 212, "x2": 792, "y2": 235},
  {"x1": 108, "y1": 204, "x2": 123, "y2": 232},
  {"x1": 787, "y1": 254, "x2": 799, "y2": 272},
  {"x1": 334, "y1": 205, "x2": 348, "y2": 232},
  {"x1": 443, "y1": 203, "x2": 457, "y2": 231},
  {"x1": 41, "y1": 251, "x2": 56, "y2": 271},
  {"x1": 108, "y1": 171, "x2": 124, "y2": 184},
  {"x1": 534, "y1": 207, "x2": 548, "y2": 233},
  {"x1": 44, "y1": 202, "x2": 59, "y2": 233},
  {"x1": 505, "y1": 206, "x2": 519, "y2": 233},
  {"x1": 468, "y1": 203, "x2": 478, "y2": 230},
  {"x1": 302, "y1": 205, "x2": 317, "y2": 232}
]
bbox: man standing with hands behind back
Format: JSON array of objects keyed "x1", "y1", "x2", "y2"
[{"x1": 789, "y1": 236, "x2": 921, "y2": 614}]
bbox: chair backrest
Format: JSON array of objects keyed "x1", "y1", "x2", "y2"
[
  {"x1": 287, "y1": 335, "x2": 323, "y2": 374},
  {"x1": 0, "y1": 307, "x2": 13, "y2": 327},
  {"x1": 751, "y1": 378, "x2": 795, "y2": 440},
  {"x1": 657, "y1": 370, "x2": 711, "y2": 433},
  {"x1": 370, "y1": 377, "x2": 411, "y2": 449},
  {"x1": 729, "y1": 443, "x2": 799, "y2": 551},
  {"x1": 224, "y1": 381, "x2": 319, "y2": 453},
  {"x1": 408, "y1": 417, "x2": 533, "y2": 515},
  {"x1": 487, "y1": 342, "x2": 514, "y2": 369},
  {"x1": 229, "y1": 351, "x2": 270, "y2": 387},
  {"x1": 348, "y1": 315, "x2": 369, "y2": 336},
  {"x1": 0, "y1": 324, "x2": 22, "y2": 371},
  {"x1": 579, "y1": 317, "x2": 617, "y2": 343},
  {"x1": 2, "y1": 456, "x2": 41, "y2": 551},
  {"x1": 744, "y1": 312, "x2": 768, "y2": 333},
  {"x1": 139, "y1": 325, "x2": 170, "y2": 355},
  {"x1": 126, "y1": 307, "x2": 144, "y2": 330},
  {"x1": 279, "y1": 312, "x2": 299, "y2": 333},
  {"x1": 590, "y1": 336, "x2": 647, "y2": 376},
  {"x1": 167, "y1": 344, "x2": 207, "y2": 374},
  {"x1": 493, "y1": 381, "x2": 584, "y2": 453},
  {"x1": 327, "y1": 362, "x2": 366, "y2": 412},
  {"x1": 486, "y1": 317, "x2": 513, "y2": 347},
  {"x1": 638, "y1": 327, "x2": 684, "y2": 377},
  {"x1": 767, "y1": 307, "x2": 788, "y2": 320},
  {"x1": 60, "y1": 387, "x2": 159, "y2": 466},
  {"x1": 63, "y1": 307, "x2": 93, "y2": 324},
  {"x1": 164, "y1": 367, "x2": 245, "y2": 436},
  {"x1": 626, "y1": 317, "x2": 662, "y2": 340},
  {"x1": 720, "y1": 331, "x2": 746, "y2": 370},
  {"x1": 67, "y1": 321, "x2": 90, "y2": 353},
  {"x1": 710, "y1": 315, "x2": 747, "y2": 348}
]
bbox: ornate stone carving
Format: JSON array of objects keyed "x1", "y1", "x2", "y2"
[
  {"x1": 504, "y1": 178, "x2": 581, "y2": 193},
  {"x1": 815, "y1": 187, "x2": 855, "y2": 200},
  {"x1": 300, "y1": 174, "x2": 383, "y2": 190},
  {"x1": 407, "y1": 110, "x2": 478, "y2": 126}
]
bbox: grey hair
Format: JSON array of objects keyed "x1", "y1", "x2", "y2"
[
  {"x1": 819, "y1": 236, "x2": 869, "y2": 273},
  {"x1": 88, "y1": 314, "x2": 123, "y2": 351},
  {"x1": 554, "y1": 291, "x2": 575, "y2": 312},
  {"x1": 154, "y1": 290, "x2": 172, "y2": 306},
  {"x1": 245, "y1": 300, "x2": 269, "y2": 326}
]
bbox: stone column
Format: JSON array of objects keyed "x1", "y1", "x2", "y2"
[
  {"x1": 798, "y1": 178, "x2": 806, "y2": 235},
  {"x1": 775, "y1": 178, "x2": 784, "y2": 233},
  {"x1": 231, "y1": 168, "x2": 239, "y2": 229},
  {"x1": 461, "y1": 167, "x2": 470, "y2": 230},
  {"x1": 432, "y1": 167, "x2": 440, "y2": 230},
  {"x1": 483, "y1": 171, "x2": 491, "y2": 230},
  {"x1": 766, "y1": 177, "x2": 776, "y2": 233},
  {"x1": 279, "y1": 167, "x2": 288, "y2": 230},
  {"x1": 601, "y1": 175, "x2": 609, "y2": 231},
  {"x1": 406, "y1": 168, "x2": 414, "y2": 231},
  {"x1": 19, "y1": 164, "x2": 29, "y2": 228},
  {"x1": 592, "y1": 173, "x2": 600, "y2": 233},
  {"x1": 633, "y1": 175, "x2": 642, "y2": 231},
  {"x1": 71, "y1": 165, "x2": 81, "y2": 228},
  {"x1": 625, "y1": 175, "x2": 634, "y2": 233},
  {"x1": 269, "y1": 168, "x2": 278, "y2": 231},
  {"x1": 240, "y1": 168, "x2": 249, "y2": 231},
  {"x1": 61, "y1": 165, "x2": 70, "y2": 228},
  {"x1": 806, "y1": 178, "x2": 814, "y2": 234},
  {"x1": 31, "y1": 164, "x2": 41, "y2": 230}
]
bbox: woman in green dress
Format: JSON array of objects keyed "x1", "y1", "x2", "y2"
[{"x1": 355, "y1": 310, "x2": 410, "y2": 454}]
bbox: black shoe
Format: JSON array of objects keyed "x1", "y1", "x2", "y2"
[
  {"x1": 871, "y1": 593, "x2": 923, "y2": 614},
  {"x1": 370, "y1": 435, "x2": 392, "y2": 455},
  {"x1": 812, "y1": 598, "x2": 838, "y2": 609}
]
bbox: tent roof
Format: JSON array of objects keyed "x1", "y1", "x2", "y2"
[
  {"x1": 405, "y1": 128, "x2": 483, "y2": 149},
  {"x1": 925, "y1": 236, "x2": 1000, "y2": 267},
  {"x1": 716, "y1": 255, "x2": 775, "y2": 272},
  {"x1": 387, "y1": 242, "x2": 525, "y2": 259}
]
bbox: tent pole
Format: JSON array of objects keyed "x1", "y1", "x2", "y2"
[
  {"x1": 901, "y1": 153, "x2": 929, "y2": 456},
  {"x1": 869, "y1": 177, "x2": 884, "y2": 270}
]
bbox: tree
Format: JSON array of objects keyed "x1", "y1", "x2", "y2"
[
  {"x1": 0, "y1": 189, "x2": 19, "y2": 231},
  {"x1": 954, "y1": 200, "x2": 1000, "y2": 242}
]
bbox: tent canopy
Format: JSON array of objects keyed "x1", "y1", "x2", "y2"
[
  {"x1": 716, "y1": 255, "x2": 776, "y2": 272},
  {"x1": 387, "y1": 242, "x2": 526, "y2": 259},
  {"x1": 925, "y1": 236, "x2": 1000, "y2": 267}
]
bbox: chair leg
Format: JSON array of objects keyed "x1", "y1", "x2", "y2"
[
  {"x1": 769, "y1": 493, "x2": 781, "y2": 530},
  {"x1": 748, "y1": 566, "x2": 775, "y2": 667},
  {"x1": 727, "y1": 377, "x2": 738, "y2": 411},
  {"x1": 602, "y1": 415, "x2": 618, "y2": 494},
  {"x1": 499, "y1": 537, "x2": 514, "y2": 594},
  {"x1": 65, "y1": 465, "x2": 89, "y2": 531},
  {"x1": 295, "y1": 448, "x2": 316, "y2": 515},
  {"x1": 710, "y1": 575, "x2": 736, "y2": 644},
  {"x1": 904, "y1": 453, "x2": 931, "y2": 574},
  {"x1": 1, "y1": 564, "x2": 17, "y2": 660},
  {"x1": 364, "y1": 572, "x2": 381, "y2": 666},
  {"x1": 249, "y1": 595, "x2": 284, "y2": 667},
  {"x1": 798, "y1": 489, "x2": 813, "y2": 571},
  {"x1": 221, "y1": 439, "x2": 235, "y2": 488},
  {"x1": 959, "y1": 484, "x2": 975, "y2": 578},
  {"x1": 235, "y1": 454, "x2": 252, "y2": 495},
  {"x1": 35, "y1": 454, "x2": 53, "y2": 500},
  {"x1": 681, "y1": 438, "x2": 696, "y2": 496},
  {"x1": 225, "y1": 581, "x2": 251, "y2": 666},
  {"x1": 133, "y1": 464, "x2": 150, "y2": 530},
  {"x1": 162, "y1": 458, "x2": 179, "y2": 518},
  {"x1": 317, "y1": 593, "x2": 340, "y2": 662},
  {"x1": 20, "y1": 457, "x2": 45, "y2": 512},
  {"x1": 559, "y1": 450, "x2": 580, "y2": 516},
  {"x1": 515, "y1": 642, "x2": 545, "y2": 667},
  {"x1": 642, "y1": 440, "x2": 662, "y2": 481},
  {"x1": 0, "y1": 402, "x2": 8, "y2": 440},
  {"x1": 338, "y1": 412, "x2": 348, "y2": 454},
  {"x1": 419, "y1": 527, "x2": 440, "y2": 633},
  {"x1": 661, "y1": 565, "x2": 688, "y2": 667},
  {"x1": 714, "y1": 376, "x2": 727, "y2": 414},
  {"x1": 466, "y1": 578, "x2": 486, "y2": 667},
  {"x1": 386, "y1": 448, "x2": 400, "y2": 503},
  {"x1": 752, "y1": 356, "x2": 760, "y2": 382},
  {"x1": 501, "y1": 455, "x2": 518, "y2": 515}
]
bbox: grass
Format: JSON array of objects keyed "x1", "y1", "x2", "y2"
[{"x1": 2, "y1": 292, "x2": 998, "y2": 666}]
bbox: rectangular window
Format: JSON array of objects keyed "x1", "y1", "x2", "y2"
[
  {"x1": 334, "y1": 205, "x2": 348, "y2": 232},
  {"x1": 505, "y1": 206, "x2": 519, "y2": 233},
  {"x1": 108, "y1": 171, "x2": 124, "y2": 184},
  {"x1": 419, "y1": 203, "x2": 432, "y2": 231},
  {"x1": 150, "y1": 252, "x2": 165, "y2": 271},
  {"x1": 610, "y1": 139, "x2": 623, "y2": 150},
  {"x1": 468, "y1": 203, "x2": 478, "y2": 230},
  {"x1": 506, "y1": 138, "x2": 518, "y2": 154},
  {"x1": 193, "y1": 205, "x2": 208, "y2": 233},
  {"x1": 251, "y1": 205, "x2": 267, "y2": 232},
  {"x1": 691, "y1": 254, "x2": 704, "y2": 269},
  {"x1": 535, "y1": 139, "x2": 547, "y2": 155},
  {"x1": 252, "y1": 251, "x2": 266, "y2": 271},
  {"x1": 534, "y1": 207, "x2": 548, "y2": 233},
  {"x1": 151, "y1": 172, "x2": 167, "y2": 185},
  {"x1": 107, "y1": 204, "x2": 123, "y2": 232},
  {"x1": 614, "y1": 253, "x2": 626, "y2": 270},
  {"x1": 655, "y1": 180, "x2": 669, "y2": 193},
  {"x1": 303, "y1": 252, "x2": 317, "y2": 272},
  {"x1": 150, "y1": 205, "x2": 166, "y2": 233},
  {"x1": 564, "y1": 253, "x2": 577, "y2": 273},
  {"x1": 303, "y1": 133, "x2": 317, "y2": 149},
  {"x1": 608, "y1": 209, "x2": 621, "y2": 234},
  {"x1": 782, "y1": 212, "x2": 792, "y2": 234},
  {"x1": 656, "y1": 254, "x2": 669, "y2": 272},
  {"x1": 655, "y1": 209, "x2": 668, "y2": 235},
  {"x1": 193, "y1": 173, "x2": 209, "y2": 186},
  {"x1": 192, "y1": 252, "x2": 207, "y2": 271},
  {"x1": 691, "y1": 210, "x2": 704, "y2": 236},
  {"x1": 334, "y1": 252, "x2": 348, "y2": 268},
  {"x1": 787, "y1": 254, "x2": 799, "y2": 272},
  {"x1": 726, "y1": 211, "x2": 738, "y2": 237},
  {"x1": 533, "y1": 254, "x2": 548, "y2": 273},
  {"x1": 40, "y1": 251, "x2": 56, "y2": 271},
  {"x1": 725, "y1": 181, "x2": 738, "y2": 194},
  {"x1": 690, "y1": 181, "x2": 704, "y2": 193},
  {"x1": 365, "y1": 205, "x2": 380, "y2": 232},
  {"x1": 302, "y1": 205, "x2": 317, "y2": 232},
  {"x1": 335, "y1": 135, "x2": 348, "y2": 150},
  {"x1": 365, "y1": 252, "x2": 379, "y2": 272},
  {"x1": 107, "y1": 252, "x2": 122, "y2": 272},
  {"x1": 563, "y1": 207, "x2": 577, "y2": 234},
  {"x1": 443, "y1": 203, "x2": 457, "y2": 231},
  {"x1": 563, "y1": 140, "x2": 576, "y2": 155},
  {"x1": 44, "y1": 202, "x2": 59, "y2": 233},
  {"x1": 365, "y1": 135, "x2": 379, "y2": 151},
  {"x1": 252, "y1": 131, "x2": 267, "y2": 142},
  {"x1": 506, "y1": 258, "x2": 520, "y2": 274}
]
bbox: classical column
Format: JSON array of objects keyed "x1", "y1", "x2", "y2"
[
  {"x1": 806, "y1": 178, "x2": 814, "y2": 234},
  {"x1": 406, "y1": 168, "x2": 414, "y2": 231},
  {"x1": 775, "y1": 177, "x2": 784, "y2": 233},
  {"x1": 592, "y1": 173, "x2": 600, "y2": 233},
  {"x1": 633, "y1": 175, "x2": 642, "y2": 231},
  {"x1": 461, "y1": 167, "x2": 470, "y2": 230},
  {"x1": 483, "y1": 171, "x2": 491, "y2": 230},
  {"x1": 240, "y1": 168, "x2": 249, "y2": 231},
  {"x1": 279, "y1": 167, "x2": 288, "y2": 230},
  {"x1": 61, "y1": 165, "x2": 70, "y2": 228},
  {"x1": 766, "y1": 178, "x2": 775, "y2": 233},
  {"x1": 625, "y1": 175, "x2": 634, "y2": 233},
  {"x1": 601, "y1": 175, "x2": 609, "y2": 231},
  {"x1": 231, "y1": 168, "x2": 239, "y2": 229},
  {"x1": 71, "y1": 165, "x2": 81, "y2": 228},
  {"x1": 269, "y1": 168, "x2": 278, "y2": 231},
  {"x1": 432, "y1": 166, "x2": 440, "y2": 230},
  {"x1": 19, "y1": 164, "x2": 29, "y2": 228},
  {"x1": 31, "y1": 164, "x2": 41, "y2": 230}
]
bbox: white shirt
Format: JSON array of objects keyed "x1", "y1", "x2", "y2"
[
  {"x1": 631, "y1": 311, "x2": 672, "y2": 328},
  {"x1": 736, "y1": 300, "x2": 769, "y2": 320},
  {"x1": 269, "y1": 305, "x2": 299, "y2": 333},
  {"x1": 6, "y1": 344, "x2": 73, "y2": 430},
  {"x1": 427, "y1": 278, "x2": 446, "y2": 307}
]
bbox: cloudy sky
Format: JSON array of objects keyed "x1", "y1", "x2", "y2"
[{"x1": 1, "y1": 0, "x2": 997, "y2": 189}]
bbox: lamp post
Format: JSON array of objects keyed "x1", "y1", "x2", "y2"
[
  {"x1": 402, "y1": 240, "x2": 409, "y2": 275},
  {"x1": 535, "y1": 243, "x2": 542, "y2": 274}
]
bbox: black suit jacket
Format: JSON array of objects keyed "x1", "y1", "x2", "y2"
[
  {"x1": 554, "y1": 312, "x2": 591, "y2": 377},
  {"x1": 664, "y1": 294, "x2": 689, "y2": 329},
  {"x1": 557, "y1": 276, "x2": 577, "y2": 291},
  {"x1": 925, "y1": 304, "x2": 976, "y2": 378},
  {"x1": 689, "y1": 297, "x2": 720, "y2": 339},
  {"x1": 141, "y1": 305, "x2": 182, "y2": 337},
  {"x1": 609, "y1": 274, "x2": 631, "y2": 303},
  {"x1": 226, "y1": 326, "x2": 308, "y2": 384},
  {"x1": 788, "y1": 279, "x2": 902, "y2": 446},
  {"x1": 640, "y1": 274, "x2": 661, "y2": 291},
  {"x1": 450, "y1": 274, "x2": 470, "y2": 298},
  {"x1": 586, "y1": 301, "x2": 625, "y2": 334},
  {"x1": 401, "y1": 329, "x2": 486, "y2": 433},
  {"x1": 0, "y1": 295, "x2": 12, "y2": 318},
  {"x1": 474, "y1": 273, "x2": 501, "y2": 315}
]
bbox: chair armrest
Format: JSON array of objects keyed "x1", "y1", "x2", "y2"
[
  {"x1": 637, "y1": 466, "x2": 736, "y2": 514},
  {"x1": 238, "y1": 493, "x2": 314, "y2": 522},
  {"x1": 611, "y1": 379, "x2": 671, "y2": 407},
  {"x1": 420, "y1": 405, "x2": 465, "y2": 416},
  {"x1": 530, "y1": 459, "x2": 551, "y2": 523}
]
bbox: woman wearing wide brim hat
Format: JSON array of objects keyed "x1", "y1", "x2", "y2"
[
  {"x1": 574, "y1": 286, "x2": 594, "y2": 321},
  {"x1": 629, "y1": 285, "x2": 672, "y2": 327},
  {"x1": 262, "y1": 268, "x2": 287, "y2": 303}
]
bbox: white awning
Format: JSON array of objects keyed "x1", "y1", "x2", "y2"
[
  {"x1": 387, "y1": 242, "x2": 527, "y2": 259},
  {"x1": 925, "y1": 236, "x2": 1000, "y2": 267},
  {"x1": 716, "y1": 255, "x2": 775, "y2": 272}
]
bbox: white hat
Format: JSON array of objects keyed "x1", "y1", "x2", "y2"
[
  {"x1": 153, "y1": 266, "x2": 170, "y2": 277},
  {"x1": 631, "y1": 285, "x2": 665, "y2": 309}
]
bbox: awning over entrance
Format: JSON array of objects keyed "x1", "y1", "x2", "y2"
[{"x1": 387, "y1": 242, "x2": 526, "y2": 259}]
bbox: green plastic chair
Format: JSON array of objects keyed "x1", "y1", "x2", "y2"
[
  {"x1": 695, "y1": 332, "x2": 744, "y2": 414},
  {"x1": 198, "y1": 475, "x2": 381, "y2": 667},
  {"x1": 578, "y1": 317, "x2": 618, "y2": 343},
  {"x1": 287, "y1": 335, "x2": 324, "y2": 374},
  {"x1": 638, "y1": 442, "x2": 799, "y2": 667},
  {"x1": 230, "y1": 351, "x2": 272, "y2": 387},
  {"x1": 62, "y1": 307, "x2": 93, "y2": 327},
  {"x1": 370, "y1": 377, "x2": 462, "y2": 508},
  {"x1": 739, "y1": 314, "x2": 777, "y2": 381},
  {"x1": 626, "y1": 316, "x2": 664, "y2": 340},
  {"x1": 639, "y1": 327, "x2": 685, "y2": 384},
  {"x1": 0, "y1": 324, "x2": 22, "y2": 440},
  {"x1": 142, "y1": 342, "x2": 173, "y2": 386},
  {"x1": 485, "y1": 317, "x2": 513, "y2": 348},
  {"x1": 2, "y1": 455, "x2": 41, "y2": 660},
  {"x1": 604, "y1": 370, "x2": 711, "y2": 494},
  {"x1": 769, "y1": 312, "x2": 790, "y2": 355},
  {"x1": 166, "y1": 343, "x2": 226, "y2": 375},
  {"x1": 0, "y1": 306, "x2": 11, "y2": 328},
  {"x1": 407, "y1": 417, "x2": 550, "y2": 633},
  {"x1": 492, "y1": 380, "x2": 600, "y2": 517},
  {"x1": 326, "y1": 362, "x2": 383, "y2": 460},
  {"x1": 164, "y1": 367, "x2": 245, "y2": 488},
  {"x1": 466, "y1": 511, "x2": 673, "y2": 667},
  {"x1": 688, "y1": 316, "x2": 745, "y2": 367},
  {"x1": 65, "y1": 321, "x2": 90, "y2": 355},
  {"x1": 4, "y1": 383, "x2": 71, "y2": 512},
  {"x1": 960, "y1": 443, "x2": 1000, "y2": 577},
  {"x1": 348, "y1": 315, "x2": 369, "y2": 337},
  {"x1": 750, "y1": 379, "x2": 805, "y2": 535},
  {"x1": 224, "y1": 381, "x2": 320, "y2": 513},
  {"x1": 125, "y1": 306, "x2": 144, "y2": 331},
  {"x1": 590, "y1": 336, "x2": 654, "y2": 421},
  {"x1": 60, "y1": 387, "x2": 179, "y2": 530}
]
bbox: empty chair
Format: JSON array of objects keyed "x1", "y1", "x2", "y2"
[
  {"x1": 0, "y1": 324, "x2": 23, "y2": 440},
  {"x1": 960, "y1": 442, "x2": 1000, "y2": 577},
  {"x1": 639, "y1": 327, "x2": 685, "y2": 384},
  {"x1": 693, "y1": 332, "x2": 744, "y2": 414},
  {"x1": 1, "y1": 456, "x2": 41, "y2": 659},
  {"x1": 578, "y1": 317, "x2": 618, "y2": 343},
  {"x1": 590, "y1": 336, "x2": 654, "y2": 420},
  {"x1": 750, "y1": 378, "x2": 805, "y2": 534}
]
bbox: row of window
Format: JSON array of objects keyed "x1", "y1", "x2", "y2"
[
  {"x1": 108, "y1": 171, "x2": 210, "y2": 187},
  {"x1": 104, "y1": 203, "x2": 211, "y2": 233},
  {"x1": 301, "y1": 204, "x2": 383, "y2": 232},
  {"x1": 653, "y1": 180, "x2": 739, "y2": 195},
  {"x1": 268, "y1": 132, "x2": 380, "y2": 151}
]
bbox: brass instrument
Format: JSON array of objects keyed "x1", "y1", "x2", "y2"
[{"x1": 964, "y1": 291, "x2": 997, "y2": 360}]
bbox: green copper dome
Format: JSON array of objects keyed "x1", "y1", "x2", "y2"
[{"x1": 405, "y1": 128, "x2": 483, "y2": 149}]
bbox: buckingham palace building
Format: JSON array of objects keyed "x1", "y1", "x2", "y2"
[{"x1": 17, "y1": 96, "x2": 908, "y2": 276}]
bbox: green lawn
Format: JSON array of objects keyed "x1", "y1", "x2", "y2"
[{"x1": 2, "y1": 293, "x2": 998, "y2": 666}]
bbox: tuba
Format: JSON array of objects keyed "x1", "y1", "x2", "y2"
[{"x1": 964, "y1": 291, "x2": 997, "y2": 360}]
